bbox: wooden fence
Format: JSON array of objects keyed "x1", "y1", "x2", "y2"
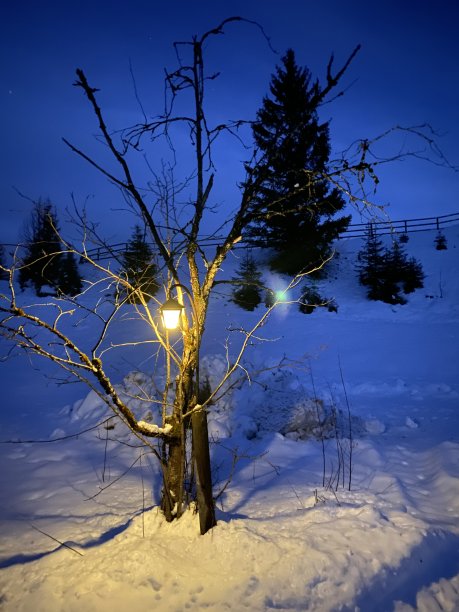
[
  {"x1": 340, "y1": 211, "x2": 459, "y2": 239},
  {"x1": 2, "y1": 212, "x2": 458, "y2": 262},
  {"x1": 83, "y1": 212, "x2": 459, "y2": 260}
]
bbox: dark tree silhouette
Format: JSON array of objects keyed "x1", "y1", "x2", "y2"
[
  {"x1": 231, "y1": 251, "x2": 263, "y2": 311},
  {"x1": 248, "y1": 49, "x2": 350, "y2": 275},
  {"x1": 18, "y1": 199, "x2": 63, "y2": 295},
  {"x1": 357, "y1": 227, "x2": 424, "y2": 304},
  {"x1": 57, "y1": 252, "x2": 83, "y2": 296},
  {"x1": 434, "y1": 231, "x2": 447, "y2": 250},
  {"x1": 357, "y1": 223, "x2": 387, "y2": 301},
  {"x1": 122, "y1": 225, "x2": 159, "y2": 304},
  {"x1": 386, "y1": 240, "x2": 424, "y2": 296},
  {"x1": 299, "y1": 282, "x2": 337, "y2": 314}
]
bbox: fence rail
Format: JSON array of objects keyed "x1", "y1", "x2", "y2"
[
  {"x1": 340, "y1": 211, "x2": 459, "y2": 239},
  {"x1": 81, "y1": 212, "x2": 459, "y2": 259},
  {"x1": 2, "y1": 212, "x2": 458, "y2": 262}
]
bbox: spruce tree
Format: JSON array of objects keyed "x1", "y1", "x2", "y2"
[
  {"x1": 357, "y1": 229, "x2": 424, "y2": 304},
  {"x1": 403, "y1": 256, "x2": 424, "y2": 294},
  {"x1": 434, "y1": 232, "x2": 447, "y2": 250},
  {"x1": 386, "y1": 240, "x2": 424, "y2": 296},
  {"x1": 122, "y1": 225, "x2": 159, "y2": 303},
  {"x1": 19, "y1": 199, "x2": 63, "y2": 295},
  {"x1": 357, "y1": 223, "x2": 388, "y2": 301},
  {"x1": 248, "y1": 49, "x2": 350, "y2": 276},
  {"x1": 382, "y1": 239, "x2": 409, "y2": 304},
  {"x1": 57, "y1": 252, "x2": 83, "y2": 296},
  {"x1": 231, "y1": 251, "x2": 263, "y2": 311}
]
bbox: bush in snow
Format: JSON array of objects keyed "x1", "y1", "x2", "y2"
[
  {"x1": 232, "y1": 368, "x2": 362, "y2": 441},
  {"x1": 299, "y1": 283, "x2": 338, "y2": 314}
]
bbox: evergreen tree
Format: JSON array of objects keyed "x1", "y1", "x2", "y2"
[
  {"x1": 57, "y1": 252, "x2": 83, "y2": 296},
  {"x1": 357, "y1": 229, "x2": 424, "y2": 305},
  {"x1": 231, "y1": 251, "x2": 263, "y2": 311},
  {"x1": 357, "y1": 224, "x2": 390, "y2": 301},
  {"x1": 122, "y1": 225, "x2": 159, "y2": 303},
  {"x1": 402, "y1": 256, "x2": 424, "y2": 294},
  {"x1": 384, "y1": 239, "x2": 424, "y2": 298},
  {"x1": 247, "y1": 49, "x2": 350, "y2": 276},
  {"x1": 19, "y1": 199, "x2": 63, "y2": 295},
  {"x1": 434, "y1": 231, "x2": 447, "y2": 250},
  {"x1": 382, "y1": 239, "x2": 409, "y2": 304}
]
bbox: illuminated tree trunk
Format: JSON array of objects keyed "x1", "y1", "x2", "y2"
[{"x1": 161, "y1": 332, "x2": 216, "y2": 534}]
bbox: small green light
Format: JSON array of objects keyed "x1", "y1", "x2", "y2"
[{"x1": 275, "y1": 290, "x2": 287, "y2": 302}]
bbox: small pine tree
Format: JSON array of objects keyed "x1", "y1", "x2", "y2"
[
  {"x1": 434, "y1": 232, "x2": 447, "y2": 250},
  {"x1": 57, "y1": 252, "x2": 83, "y2": 296},
  {"x1": 122, "y1": 225, "x2": 159, "y2": 303},
  {"x1": 357, "y1": 224, "x2": 388, "y2": 301},
  {"x1": 357, "y1": 230, "x2": 424, "y2": 305},
  {"x1": 402, "y1": 256, "x2": 425, "y2": 294},
  {"x1": 18, "y1": 199, "x2": 63, "y2": 295},
  {"x1": 382, "y1": 240, "x2": 409, "y2": 304},
  {"x1": 231, "y1": 252, "x2": 263, "y2": 311},
  {"x1": 385, "y1": 239, "x2": 424, "y2": 299}
]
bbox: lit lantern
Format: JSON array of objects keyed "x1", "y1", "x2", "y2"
[{"x1": 160, "y1": 297, "x2": 183, "y2": 330}]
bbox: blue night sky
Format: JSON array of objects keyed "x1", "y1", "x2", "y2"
[{"x1": 1, "y1": 0, "x2": 458, "y2": 245}]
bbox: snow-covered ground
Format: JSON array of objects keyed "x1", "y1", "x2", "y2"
[{"x1": 1, "y1": 226, "x2": 458, "y2": 611}]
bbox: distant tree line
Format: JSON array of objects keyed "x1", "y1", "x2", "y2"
[
  {"x1": 15, "y1": 200, "x2": 163, "y2": 303},
  {"x1": 6, "y1": 196, "x2": 429, "y2": 312}
]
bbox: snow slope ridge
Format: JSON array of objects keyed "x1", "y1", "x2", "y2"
[{"x1": 1, "y1": 225, "x2": 459, "y2": 611}]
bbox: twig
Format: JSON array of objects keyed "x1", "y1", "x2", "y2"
[
  {"x1": 309, "y1": 363, "x2": 326, "y2": 487},
  {"x1": 30, "y1": 524, "x2": 84, "y2": 556},
  {"x1": 338, "y1": 356, "x2": 353, "y2": 491}
]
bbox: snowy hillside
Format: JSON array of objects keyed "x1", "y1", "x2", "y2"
[{"x1": 1, "y1": 225, "x2": 459, "y2": 611}]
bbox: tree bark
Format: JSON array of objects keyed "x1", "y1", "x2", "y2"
[
  {"x1": 192, "y1": 408, "x2": 217, "y2": 534},
  {"x1": 161, "y1": 420, "x2": 184, "y2": 521}
]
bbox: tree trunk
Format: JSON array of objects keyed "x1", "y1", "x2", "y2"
[
  {"x1": 161, "y1": 424, "x2": 185, "y2": 521},
  {"x1": 192, "y1": 408, "x2": 217, "y2": 534},
  {"x1": 161, "y1": 332, "x2": 216, "y2": 533}
]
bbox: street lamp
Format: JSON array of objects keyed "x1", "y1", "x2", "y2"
[{"x1": 160, "y1": 297, "x2": 184, "y2": 330}]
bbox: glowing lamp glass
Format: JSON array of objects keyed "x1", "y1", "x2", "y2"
[{"x1": 160, "y1": 298, "x2": 183, "y2": 330}]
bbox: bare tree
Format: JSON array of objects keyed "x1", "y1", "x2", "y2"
[{"x1": 0, "y1": 18, "x2": 451, "y2": 535}]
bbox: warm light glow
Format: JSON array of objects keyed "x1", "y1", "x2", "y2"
[
  {"x1": 160, "y1": 298, "x2": 183, "y2": 330},
  {"x1": 162, "y1": 309, "x2": 182, "y2": 329}
]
